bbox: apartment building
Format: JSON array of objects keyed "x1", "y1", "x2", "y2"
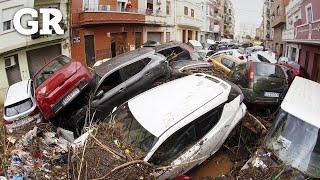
[
  {"x1": 175, "y1": 0, "x2": 203, "y2": 43},
  {"x1": 261, "y1": 0, "x2": 273, "y2": 47},
  {"x1": 199, "y1": 0, "x2": 221, "y2": 45},
  {"x1": 270, "y1": 0, "x2": 290, "y2": 57},
  {"x1": 222, "y1": 0, "x2": 234, "y2": 39},
  {"x1": 71, "y1": 0, "x2": 145, "y2": 66},
  {"x1": 0, "y1": 0, "x2": 70, "y2": 103},
  {"x1": 283, "y1": 0, "x2": 320, "y2": 82},
  {"x1": 139, "y1": 0, "x2": 176, "y2": 43}
]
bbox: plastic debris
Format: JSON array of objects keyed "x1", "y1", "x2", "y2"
[
  {"x1": 252, "y1": 157, "x2": 268, "y2": 169},
  {"x1": 57, "y1": 127, "x2": 75, "y2": 142}
]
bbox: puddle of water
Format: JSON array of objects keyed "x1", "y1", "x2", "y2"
[{"x1": 187, "y1": 150, "x2": 233, "y2": 179}]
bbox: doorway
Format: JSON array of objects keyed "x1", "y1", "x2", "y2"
[
  {"x1": 313, "y1": 54, "x2": 320, "y2": 83},
  {"x1": 188, "y1": 30, "x2": 193, "y2": 41},
  {"x1": 84, "y1": 35, "x2": 95, "y2": 67},
  {"x1": 111, "y1": 32, "x2": 127, "y2": 57}
]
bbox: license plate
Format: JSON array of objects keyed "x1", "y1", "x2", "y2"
[
  {"x1": 62, "y1": 88, "x2": 80, "y2": 106},
  {"x1": 264, "y1": 92, "x2": 279, "y2": 98},
  {"x1": 6, "y1": 114, "x2": 40, "y2": 130}
]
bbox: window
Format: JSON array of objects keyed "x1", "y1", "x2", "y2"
[
  {"x1": 5, "y1": 98, "x2": 33, "y2": 117},
  {"x1": 149, "y1": 106, "x2": 223, "y2": 165},
  {"x1": 191, "y1": 9, "x2": 194, "y2": 17},
  {"x1": 276, "y1": 6, "x2": 280, "y2": 16},
  {"x1": 166, "y1": 32, "x2": 170, "y2": 43},
  {"x1": 96, "y1": 58, "x2": 151, "y2": 94},
  {"x1": 166, "y1": 1, "x2": 170, "y2": 15},
  {"x1": 221, "y1": 58, "x2": 236, "y2": 69},
  {"x1": 147, "y1": 0, "x2": 154, "y2": 14},
  {"x1": 257, "y1": 54, "x2": 272, "y2": 63},
  {"x1": 184, "y1": 6, "x2": 188, "y2": 16},
  {"x1": 306, "y1": 6, "x2": 313, "y2": 23},
  {"x1": 34, "y1": 56, "x2": 71, "y2": 88},
  {"x1": 3, "y1": 20, "x2": 12, "y2": 31},
  {"x1": 230, "y1": 64, "x2": 249, "y2": 88}
]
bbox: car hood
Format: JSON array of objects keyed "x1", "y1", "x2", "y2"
[{"x1": 36, "y1": 61, "x2": 79, "y2": 96}]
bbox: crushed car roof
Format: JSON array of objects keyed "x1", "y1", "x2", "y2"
[
  {"x1": 128, "y1": 74, "x2": 226, "y2": 137},
  {"x1": 5, "y1": 80, "x2": 31, "y2": 106},
  {"x1": 281, "y1": 77, "x2": 320, "y2": 128},
  {"x1": 94, "y1": 48, "x2": 155, "y2": 76}
]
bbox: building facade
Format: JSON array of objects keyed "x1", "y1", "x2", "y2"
[
  {"x1": 0, "y1": 0, "x2": 70, "y2": 103},
  {"x1": 222, "y1": 0, "x2": 235, "y2": 39},
  {"x1": 175, "y1": 0, "x2": 203, "y2": 43},
  {"x1": 261, "y1": 0, "x2": 273, "y2": 47},
  {"x1": 139, "y1": 0, "x2": 176, "y2": 43},
  {"x1": 283, "y1": 0, "x2": 320, "y2": 82},
  {"x1": 71, "y1": 0, "x2": 145, "y2": 66},
  {"x1": 270, "y1": 0, "x2": 290, "y2": 58},
  {"x1": 199, "y1": 0, "x2": 221, "y2": 45}
]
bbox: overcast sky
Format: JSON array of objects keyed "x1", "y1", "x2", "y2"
[{"x1": 230, "y1": 0, "x2": 264, "y2": 36}]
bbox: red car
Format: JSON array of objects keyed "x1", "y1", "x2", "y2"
[
  {"x1": 280, "y1": 61, "x2": 309, "y2": 79},
  {"x1": 33, "y1": 55, "x2": 93, "y2": 120}
]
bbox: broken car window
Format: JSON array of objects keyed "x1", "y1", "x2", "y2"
[
  {"x1": 111, "y1": 103, "x2": 158, "y2": 156},
  {"x1": 34, "y1": 56, "x2": 71, "y2": 88},
  {"x1": 266, "y1": 109, "x2": 320, "y2": 178}
]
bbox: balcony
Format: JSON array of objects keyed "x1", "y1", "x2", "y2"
[
  {"x1": 78, "y1": 4, "x2": 145, "y2": 25},
  {"x1": 282, "y1": 28, "x2": 295, "y2": 41},
  {"x1": 176, "y1": 15, "x2": 203, "y2": 28},
  {"x1": 271, "y1": 14, "x2": 286, "y2": 28},
  {"x1": 296, "y1": 21, "x2": 320, "y2": 42},
  {"x1": 145, "y1": 11, "x2": 174, "y2": 25},
  {"x1": 286, "y1": 0, "x2": 302, "y2": 16}
]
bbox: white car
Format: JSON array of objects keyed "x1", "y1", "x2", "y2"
[
  {"x1": 248, "y1": 51, "x2": 277, "y2": 64},
  {"x1": 109, "y1": 73, "x2": 247, "y2": 179},
  {"x1": 3, "y1": 80, "x2": 41, "y2": 131},
  {"x1": 210, "y1": 49, "x2": 247, "y2": 61}
]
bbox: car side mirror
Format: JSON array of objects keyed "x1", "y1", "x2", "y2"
[{"x1": 95, "y1": 90, "x2": 104, "y2": 99}]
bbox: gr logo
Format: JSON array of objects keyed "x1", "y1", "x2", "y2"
[{"x1": 13, "y1": 8, "x2": 64, "y2": 35}]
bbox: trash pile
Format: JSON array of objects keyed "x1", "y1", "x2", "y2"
[
  {"x1": 3, "y1": 123, "x2": 71, "y2": 179},
  {"x1": 70, "y1": 122, "x2": 155, "y2": 179}
]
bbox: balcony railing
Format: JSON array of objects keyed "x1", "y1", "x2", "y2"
[
  {"x1": 176, "y1": 15, "x2": 203, "y2": 28},
  {"x1": 296, "y1": 20, "x2": 320, "y2": 40}
]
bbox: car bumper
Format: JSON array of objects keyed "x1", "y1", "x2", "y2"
[
  {"x1": 5, "y1": 113, "x2": 42, "y2": 131},
  {"x1": 51, "y1": 81, "x2": 89, "y2": 115}
]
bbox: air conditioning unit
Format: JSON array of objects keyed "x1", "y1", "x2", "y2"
[{"x1": 4, "y1": 56, "x2": 16, "y2": 69}]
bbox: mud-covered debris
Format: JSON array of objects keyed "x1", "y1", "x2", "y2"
[{"x1": 70, "y1": 122, "x2": 155, "y2": 180}]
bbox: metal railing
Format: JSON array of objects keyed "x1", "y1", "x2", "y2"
[{"x1": 82, "y1": 3, "x2": 167, "y2": 17}]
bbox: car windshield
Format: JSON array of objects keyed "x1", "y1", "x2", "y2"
[
  {"x1": 266, "y1": 109, "x2": 320, "y2": 178},
  {"x1": 5, "y1": 98, "x2": 33, "y2": 117},
  {"x1": 254, "y1": 63, "x2": 284, "y2": 78},
  {"x1": 34, "y1": 56, "x2": 71, "y2": 88},
  {"x1": 111, "y1": 103, "x2": 158, "y2": 156}
]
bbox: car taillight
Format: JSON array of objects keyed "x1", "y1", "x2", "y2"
[
  {"x1": 207, "y1": 59, "x2": 212, "y2": 63},
  {"x1": 249, "y1": 63, "x2": 254, "y2": 88},
  {"x1": 3, "y1": 119, "x2": 13, "y2": 125}
]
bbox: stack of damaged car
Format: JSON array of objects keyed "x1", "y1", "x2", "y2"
[
  {"x1": 91, "y1": 48, "x2": 170, "y2": 120},
  {"x1": 240, "y1": 77, "x2": 320, "y2": 179},
  {"x1": 33, "y1": 55, "x2": 93, "y2": 126},
  {"x1": 72, "y1": 73, "x2": 247, "y2": 179}
]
